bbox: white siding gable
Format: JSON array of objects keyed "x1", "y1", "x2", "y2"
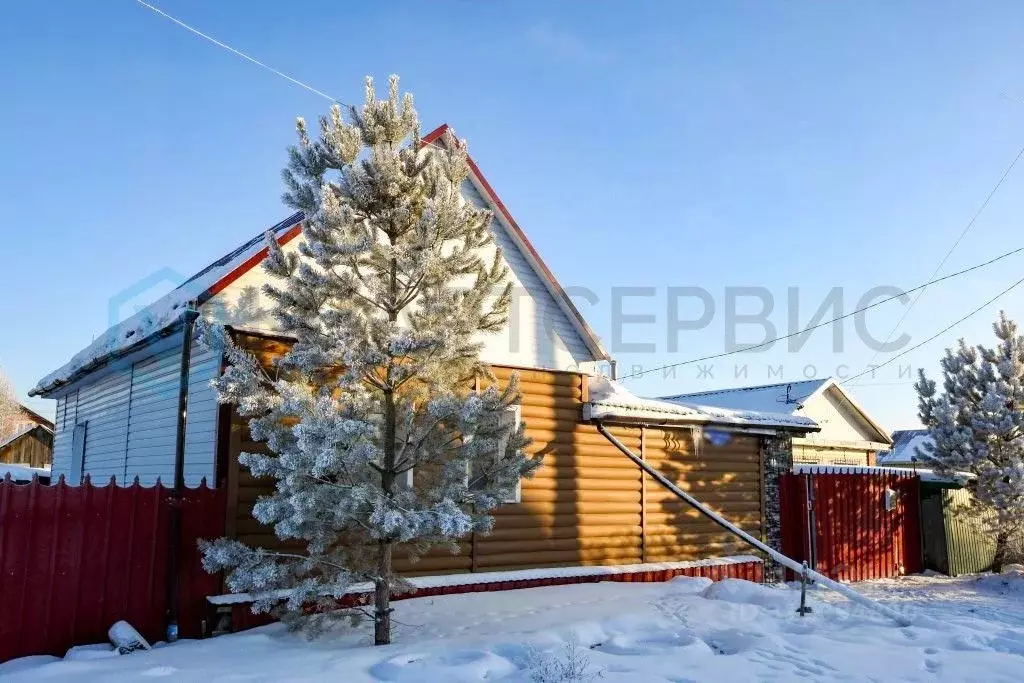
[
  {"x1": 205, "y1": 180, "x2": 597, "y2": 372},
  {"x1": 799, "y1": 388, "x2": 888, "y2": 447}
]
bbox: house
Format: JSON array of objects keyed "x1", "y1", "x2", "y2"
[
  {"x1": 877, "y1": 429, "x2": 935, "y2": 467},
  {"x1": 0, "y1": 404, "x2": 54, "y2": 469},
  {"x1": 31, "y1": 124, "x2": 819, "y2": 580},
  {"x1": 661, "y1": 378, "x2": 891, "y2": 466}
]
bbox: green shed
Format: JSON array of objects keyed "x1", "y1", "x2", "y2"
[{"x1": 920, "y1": 483, "x2": 996, "y2": 576}]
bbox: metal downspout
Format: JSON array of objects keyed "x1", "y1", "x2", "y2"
[
  {"x1": 167, "y1": 304, "x2": 200, "y2": 640},
  {"x1": 594, "y1": 420, "x2": 912, "y2": 627}
]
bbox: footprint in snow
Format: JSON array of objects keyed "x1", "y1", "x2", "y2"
[
  {"x1": 596, "y1": 631, "x2": 702, "y2": 656},
  {"x1": 140, "y1": 667, "x2": 177, "y2": 677}
]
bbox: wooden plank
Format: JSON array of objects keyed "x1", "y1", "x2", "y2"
[
  {"x1": 519, "y1": 489, "x2": 640, "y2": 504},
  {"x1": 491, "y1": 512, "x2": 641, "y2": 528},
  {"x1": 484, "y1": 524, "x2": 642, "y2": 542},
  {"x1": 475, "y1": 536, "x2": 643, "y2": 556},
  {"x1": 640, "y1": 426, "x2": 647, "y2": 564},
  {"x1": 475, "y1": 547, "x2": 642, "y2": 568},
  {"x1": 521, "y1": 477, "x2": 641, "y2": 493},
  {"x1": 488, "y1": 366, "x2": 583, "y2": 387},
  {"x1": 529, "y1": 465, "x2": 648, "y2": 480}
]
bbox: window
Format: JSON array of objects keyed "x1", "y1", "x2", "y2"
[
  {"x1": 468, "y1": 405, "x2": 522, "y2": 504},
  {"x1": 399, "y1": 405, "x2": 523, "y2": 504}
]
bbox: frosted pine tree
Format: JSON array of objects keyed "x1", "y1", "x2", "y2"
[
  {"x1": 200, "y1": 76, "x2": 540, "y2": 644},
  {"x1": 0, "y1": 369, "x2": 21, "y2": 438},
  {"x1": 916, "y1": 311, "x2": 1024, "y2": 571}
]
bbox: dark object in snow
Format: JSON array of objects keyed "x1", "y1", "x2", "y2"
[
  {"x1": 108, "y1": 621, "x2": 151, "y2": 655},
  {"x1": 796, "y1": 562, "x2": 813, "y2": 616}
]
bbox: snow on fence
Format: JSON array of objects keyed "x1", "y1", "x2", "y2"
[
  {"x1": 779, "y1": 470, "x2": 923, "y2": 582},
  {"x1": 0, "y1": 475, "x2": 224, "y2": 663}
]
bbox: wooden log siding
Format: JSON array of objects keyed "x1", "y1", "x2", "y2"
[
  {"x1": 0, "y1": 428, "x2": 53, "y2": 469},
  {"x1": 225, "y1": 334, "x2": 764, "y2": 576}
]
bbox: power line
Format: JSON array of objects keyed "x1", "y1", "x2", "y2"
[
  {"x1": 840, "y1": 275, "x2": 1024, "y2": 386},
  {"x1": 861, "y1": 142, "x2": 1024, "y2": 369},
  {"x1": 618, "y1": 243, "x2": 1024, "y2": 380},
  {"x1": 135, "y1": 0, "x2": 346, "y2": 105}
]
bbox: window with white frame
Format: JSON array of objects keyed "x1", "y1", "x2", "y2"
[
  {"x1": 399, "y1": 405, "x2": 522, "y2": 504},
  {"x1": 469, "y1": 405, "x2": 522, "y2": 504}
]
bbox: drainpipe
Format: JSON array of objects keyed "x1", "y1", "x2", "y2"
[
  {"x1": 167, "y1": 304, "x2": 200, "y2": 641},
  {"x1": 595, "y1": 420, "x2": 912, "y2": 626}
]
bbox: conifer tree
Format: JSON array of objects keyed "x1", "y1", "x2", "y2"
[
  {"x1": 916, "y1": 311, "x2": 1024, "y2": 571},
  {"x1": 201, "y1": 76, "x2": 541, "y2": 644}
]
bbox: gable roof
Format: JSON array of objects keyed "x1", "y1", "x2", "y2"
[
  {"x1": 422, "y1": 124, "x2": 607, "y2": 362},
  {"x1": 0, "y1": 423, "x2": 52, "y2": 450},
  {"x1": 32, "y1": 124, "x2": 609, "y2": 397},
  {"x1": 661, "y1": 378, "x2": 891, "y2": 445},
  {"x1": 877, "y1": 428, "x2": 935, "y2": 465},
  {"x1": 31, "y1": 213, "x2": 303, "y2": 397},
  {"x1": 584, "y1": 376, "x2": 819, "y2": 432},
  {"x1": 16, "y1": 403, "x2": 54, "y2": 431}
]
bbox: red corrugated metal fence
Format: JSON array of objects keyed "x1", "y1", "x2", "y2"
[
  {"x1": 0, "y1": 476, "x2": 224, "y2": 663},
  {"x1": 779, "y1": 471, "x2": 922, "y2": 582}
]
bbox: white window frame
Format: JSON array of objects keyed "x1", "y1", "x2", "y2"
[
  {"x1": 487, "y1": 405, "x2": 522, "y2": 504},
  {"x1": 407, "y1": 405, "x2": 523, "y2": 504}
]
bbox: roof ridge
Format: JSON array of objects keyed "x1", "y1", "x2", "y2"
[{"x1": 661, "y1": 378, "x2": 827, "y2": 401}]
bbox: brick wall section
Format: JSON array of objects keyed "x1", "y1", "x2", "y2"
[{"x1": 761, "y1": 434, "x2": 794, "y2": 583}]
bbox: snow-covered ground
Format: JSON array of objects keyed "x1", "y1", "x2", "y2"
[{"x1": 3, "y1": 571, "x2": 1023, "y2": 682}]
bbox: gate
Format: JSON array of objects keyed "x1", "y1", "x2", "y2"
[{"x1": 779, "y1": 469, "x2": 922, "y2": 582}]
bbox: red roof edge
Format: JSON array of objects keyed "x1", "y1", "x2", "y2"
[
  {"x1": 205, "y1": 222, "x2": 303, "y2": 299},
  {"x1": 421, "y1": 124, "x2": 609, "y2": 361},
  {"x1": 203, "y1": 123, "x2": 608, "y2": 362}
]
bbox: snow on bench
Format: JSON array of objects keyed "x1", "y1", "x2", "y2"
[{"x1": 207, "y1": 555, "x2": 764, "y2": 606}]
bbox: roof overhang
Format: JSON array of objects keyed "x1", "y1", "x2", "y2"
[
  {"x1": 35, "y1": 123, "x2": 611, "y2": 397},
  {"x1": 585, "y1": 376, "x2": 820, "y2": 434}
]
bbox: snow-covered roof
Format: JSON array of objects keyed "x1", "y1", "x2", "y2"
[
  {"x1": 17, "y1": 403, "x2": 53, "y2": 430},
  {"x1": 33, "y1": 124, "x2": 616, "y2": 398},
  {"x1": 876, "y1": 429, "x2": 935, "y2": 465},
  {"x1": 30, "y1": 213, "x2": 303, "y2": 397},
  {"x1": 583, "y1": 376, "x2": 819, "y2": 432},
  {"x1": 0, "y1": 463, "x2": 52, "y2": 482},
  {"x1": 661, "y1": 378, "x2": 890, "y2": 445},
  {"x1": 661, "y1": 379, "x2": 829, "y2": 415},
  {"x1": 793, "y1": 463, "x2": 970, "y2": 485}
]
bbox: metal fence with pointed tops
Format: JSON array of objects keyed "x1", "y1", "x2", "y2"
[{"x1": 0, "y1": 475, "x2": 224, "y2": 663}]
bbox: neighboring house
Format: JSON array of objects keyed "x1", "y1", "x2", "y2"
[
  {"x1": 877, "y1": 429, "x2": 935, "y2": 467},
  {"x1": 0, "y1": 404, "x2": 54, "y2": 469},
  {"x1": 661, "y1": 378, "x2": 891, "y2": 466},
  {"x1": 31, "y1": 124, "x2": 819, "y2": 578}
]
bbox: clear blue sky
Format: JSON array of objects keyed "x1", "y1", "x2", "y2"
[{"x1": 2, "y1": 1, "x2": 1024, "y2": 430}]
